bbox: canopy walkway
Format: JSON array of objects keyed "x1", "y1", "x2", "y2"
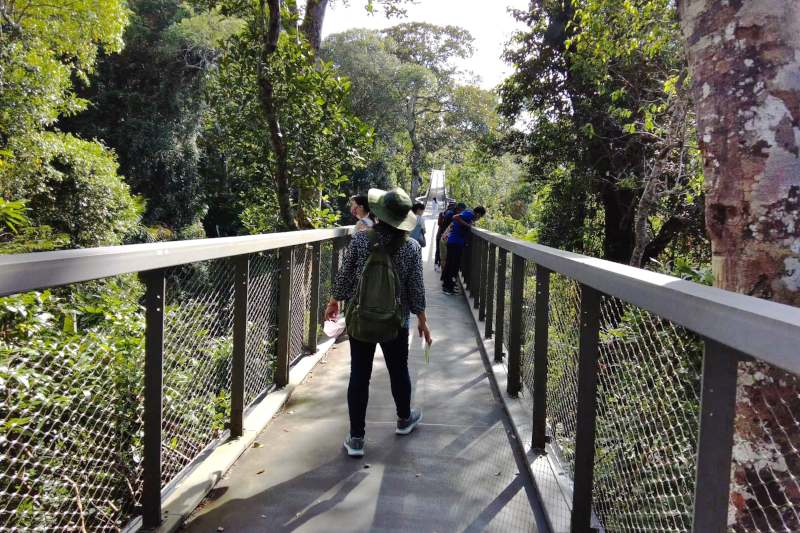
[{"x1": 2, "y1": 191, "x2": 800, "y2": 532}]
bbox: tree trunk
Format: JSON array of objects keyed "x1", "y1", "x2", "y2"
[
  {"x1": 599, "y1": 184, "x2": 636, "y2": 263},
  {"x1": 409, "y1": 132, "x2": 422, "y2": 199},
  {"x1": 630, "y1": 166, "x2": 661, "y2": 267},
  {"x1": 300, "y1": 0, "x2": 329, "y2": 52},
  {"x1": 292, "y1": 0, "x2": 330, "y2": 228},
  {"x1": 678, "y1": 1, "x2": 800, "y2": 529},
  {"x1": 257, "y1": 0, "x2": 297, "y2": 230}
]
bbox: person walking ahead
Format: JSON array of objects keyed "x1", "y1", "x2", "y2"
[
  {"x1": 325, "y1": 188, "x2": 432, "y2": 457},
  {"x1": 442, "y1": 205, "x2": 486, "y2": 295}
]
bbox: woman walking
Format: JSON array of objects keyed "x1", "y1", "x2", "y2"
[
  {"x1": 350, "y1": 194, "x2": 375, "y2": 232},
  {"x1": 325, "y1": 187, "x2": 432, "y2": 457}
]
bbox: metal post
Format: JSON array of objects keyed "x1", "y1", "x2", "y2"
[
  {"x1": 331, "y1": 238, "x2": 340, "y2": 287},
  {"x1": 479, "y1": 239, "x2": 488, "y2": 316},
  {"x1": 141, "y1": 269, "x2": 165, "y2": 529},
  {"x1": 691, "y1": 340, "x2": 739, "y2": 533},
  {"x1": 507, "y1": 254, "x2": 525, "y2": 397},
  {"x1": 231, "y1": 255, "x2": 249, "y2": 438},
  {"x1": 484, "y1": 243, "x2": 496, "y2": 338},
  {"x1": 571, "y1": 284, "x2": 602, "y2": 533},
  {"x1": 494, "y1": 248, "x2": 507, "y2": 362},
  {"x1": 532, "y1": 265, "x2": 551, "y2": 451},
  {"x1": 307, "y1": 243, "x2": 321, "y2": 352},
  {"x1": 276, "y1": 246, "x2": 292, "y2": 388},
  {"x1": 474, "y1": 238, "x2": 482, "y2": 309},
  {"x1": 463, "y1": 237, "x2": 471, "y2": 292}
]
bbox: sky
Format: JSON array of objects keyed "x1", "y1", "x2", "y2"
[{"x1": 322, "y1": 0, "x2": 530, "y2": 90}]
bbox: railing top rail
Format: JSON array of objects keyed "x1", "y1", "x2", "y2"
[
  {"x1": 474, "y1": 227, "x2": 800, "y2": 375},
  {"x1": 0, "y1": 226, "x2": 354, "y2": 298}
]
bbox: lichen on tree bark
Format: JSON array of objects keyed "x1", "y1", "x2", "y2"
[{"x1": 678, "y1": 0, "x2": 800, "y2": 529}]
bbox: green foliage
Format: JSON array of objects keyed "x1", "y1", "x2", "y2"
[
  {"x1": 0, "y1": 198, "x2": 71, "y2": 253},
  {"x1": 1, "y1": 132, "x2": 142, "y2": 247},
  {"x1": 209, "y1": 27, "x2": 371, "y2": 232},
  {"x1": 499, "y1": 0, "x2": 706, "y2": 266},
  {"x1": 0, "y1": 280, "x2": 145, "y2": 528},
  {"x1": 64, "y1": 1, "x2": 242, "y2": 233},
  {"x1": 0, "y1": 0, "x2": 129, "y2": 144},
  {"x1": 0, "y1": 199, "x2": 28, "y2": 233},
  {"x1": 382, "y1": 22, "x2": 474, "y2": 77},
  {"x1": 0, "y1": 0, "x2": 141, "y2": 250},
  {"x1": 322, "y1": 24, "x2": 483, "y2": 199}
]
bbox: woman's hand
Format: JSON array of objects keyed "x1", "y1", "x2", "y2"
[
  {"x1": 416, "y1": 312, "x2": 432, "y2": 345},
  {"x1": 325, "y1": 299, "x2": 340, "y2": 321}
]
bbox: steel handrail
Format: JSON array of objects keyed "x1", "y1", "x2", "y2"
[
  {"x1": 0, "y1": 226, "x2": 354, "y2": 297},
  {"x1": 473, "y1": 227, "x2": 800, "y2": 375}
]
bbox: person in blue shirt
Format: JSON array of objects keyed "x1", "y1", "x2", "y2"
[
  {"x1": 443, "y1": 205, "x2": 486, "y2": 294},
  {"x1": 435, "y1": 202, "x2": 461, "y2": 271}
]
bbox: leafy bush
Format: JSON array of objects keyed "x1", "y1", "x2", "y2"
[
  {"x1": 0, "y1": 279, "x2": 145, "y2": 529},
  {"x1": 1, "y1": 133, "x2": 143, "y2": 248}
]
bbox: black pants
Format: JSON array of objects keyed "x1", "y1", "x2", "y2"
[
  {"x1": 348, "y1": 328, "x2": 411, "y2": 438},
  {"x1": 443, "y1": 243, "x2": 463, "y2": 291},
  {"x1": 434, "y1": 230, "x2": 443, "y2": 265}
]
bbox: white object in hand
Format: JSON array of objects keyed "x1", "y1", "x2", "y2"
[{"x1": 323, "y1": 319, "x2": 345, "y2": 338}]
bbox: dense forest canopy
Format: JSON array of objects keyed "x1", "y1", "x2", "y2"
[{"x1": 0, "y1": 0, "x2": 707, "y2": 269}]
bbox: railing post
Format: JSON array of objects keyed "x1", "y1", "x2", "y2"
[
  {"x1": 331, "y1": 238, "x2": 340, "y2": 286},
  {"x1": 478, "y1": 239, "x2": 488, "y2": 317},
  {"x1": 691, "y1": 340, "x2": 739, "y2": 533},
  {"x1": 507, "y1": 254, "x2": 525, "y2": 397},
  {"x1": 462, "y1": 237, "x2": 471, "y2": 292},
  {"x1": 532, "y1": 265, "x2": 551, "y2": 451},
  {"x1": 276, "y1": 246, "x2": 293, "y2": 388},
  {"x1": 306, "y1": 243, "x2": 321, "y2": 352},
  {"x1": 474, "y1": 238, "x2": 482, "y2": 309},
  {"x1": 141, "y1": 269, "x2": 166, "y2": 530},
  {"x1": 231, "y1": 255, "x2": 249, "y2": 438},
  {"x1": 571, "y1": 284, "x2": 602, "y2": 533},
  {"x1": 484, "y1": 243, "x2": 496, "y2": 338},
  {"x1": 494, "y1": 248, "x2": 507, "y2": 362}
]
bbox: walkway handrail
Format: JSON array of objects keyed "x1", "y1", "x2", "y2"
[
  {"x1": 1, "y1": 226, "x2": 354, "y2": 532},
  {"x1": 473, "y1": 227, "x2": 800, "y2": 375},
  {"x1": 467, "y1": 227, "x2": 800, "y2": 533},
  {"x1": 0, "y1": 226, "x2": 353, "y2": 297}
]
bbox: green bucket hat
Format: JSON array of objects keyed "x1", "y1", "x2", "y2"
[{"x1": 368, "y1": 187, "x2": 418, "y2": 231}]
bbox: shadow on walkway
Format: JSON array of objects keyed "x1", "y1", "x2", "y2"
[{"x1": 184, "y1": 210, "x2": 548, "y2": 532}]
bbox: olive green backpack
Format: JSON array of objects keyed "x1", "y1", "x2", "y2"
[{"x1": 345, "y1": 231, "x2": 406, "y2": 343}]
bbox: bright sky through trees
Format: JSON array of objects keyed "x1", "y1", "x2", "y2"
[{"x1": 323, "y1": 0, "x2": 529, "y2": 90}]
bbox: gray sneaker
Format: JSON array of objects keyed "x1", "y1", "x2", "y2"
[
  {"x1": 344, "y1": 436, "x2": 365, "y2": 457},
  {"x1": 396, "y1": 408, "x2": 423, "y2": 435}
]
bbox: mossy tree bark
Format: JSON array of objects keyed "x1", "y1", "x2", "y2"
[{"x1": 679, "y1": 1, "x2": 800, "y2": 529}]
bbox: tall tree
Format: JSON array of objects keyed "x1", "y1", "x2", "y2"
[
  {"x1": 63, "y1": 1, "x2": 239, "y2": 234},
  {"x1": 679, "y1": 1, "x2": 800, "y2": 530},
  {"x1": 501, "y1": 0, "x2": 705, "y2": 264},
  {"x1": 198, "y1": 0, "x2": 409, "y2": 228},
  {"x1": 0, "y1": 0, "x2": 141, "y2": 249},
  {"x1": 382, "y1": 22, "x2": 475, "y2": 197}
]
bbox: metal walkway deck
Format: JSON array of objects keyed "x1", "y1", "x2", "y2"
[{"x1": 183, "y1": 213, "x2": 546, "y2": 532}]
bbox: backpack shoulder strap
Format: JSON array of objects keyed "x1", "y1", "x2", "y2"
[
  {"x1": 384, "y1": 235, "x2": 408, "y2": 256},
  {"x1": 367, "y1": 230, "x2": 407, "y2": 256}
]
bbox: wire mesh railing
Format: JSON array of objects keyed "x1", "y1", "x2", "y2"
[
  {"x1": 731, "y1": 360, "x2": 800, "y2": 532},
  {"x1": 245, "y1": 252, "x2": 280, "y2": 405},
  {"x1": 592, "y1": 296, "x2": 702, "y2": 532},
  {"x1": 467, "y1": 228, "x2": 800, "y2": 533},
  {"x1": 0, "y1": 228, "x2": 352, "y2": 531},
  {"x1": 289, "y1": 246, "x2": 311, "y2": 363},
  {"x1": 162, "y1": 260, "x2": 235, "y2": 485},
  {"x1": 0, "y1": 277, "x2": 145, "y2": 531}
]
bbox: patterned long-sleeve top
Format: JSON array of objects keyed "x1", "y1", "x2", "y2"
[{"x1": 332, "y1": 231, "x2": 426, "y2": 322}]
